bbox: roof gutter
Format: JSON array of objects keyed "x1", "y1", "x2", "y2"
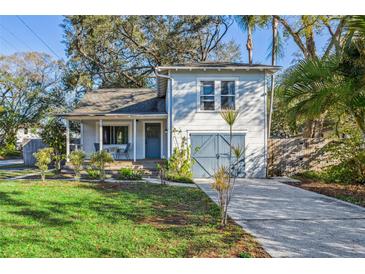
[
  {"x1": 156, "y1": 66, "x2": 281, "y2": 73},
  {"x1": 154, "y1": 67, "x2": 172, "y2": 79}
]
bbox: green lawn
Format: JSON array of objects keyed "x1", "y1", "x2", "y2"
[{"x1": 0, "y1": 180, "x2": 267, "y2": 258}]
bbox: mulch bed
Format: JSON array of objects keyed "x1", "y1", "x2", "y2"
[{"x1": 286, "y1": 178, "x2": 365, "y2": 207}]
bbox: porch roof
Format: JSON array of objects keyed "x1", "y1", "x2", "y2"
[{"x1": 61, "y1": 88, "x2": 166, "y2": 119}]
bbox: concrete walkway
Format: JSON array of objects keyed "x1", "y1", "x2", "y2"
[
  {"x1": 195, "y1": 178, "x2": 365, "y2": 258},
  {"x1": 0, "y1": 159, "x2": 23, "y2": 167},
  {"x1": 143, "y1": 177, "x2": 197, "y2": 188}
]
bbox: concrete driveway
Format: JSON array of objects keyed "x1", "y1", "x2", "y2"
[{"x1": 195, "y1": 178, "x2": 365, "y2": 258}]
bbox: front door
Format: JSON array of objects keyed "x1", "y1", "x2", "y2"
[{"x1": 145, "y1": 123, "x2": 161, "y2": 159}]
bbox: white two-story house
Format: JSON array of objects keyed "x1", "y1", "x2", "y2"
[{"x1": 62, "y1": 62, "x2": 280, "y2": 178}]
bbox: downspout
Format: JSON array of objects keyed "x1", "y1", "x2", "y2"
[
  {"x1": 264, "y1": 71, "x2": 268, "y2": 178},
  {"x1": 154, "y1": 69, "x2": 172, "y2": 159}
]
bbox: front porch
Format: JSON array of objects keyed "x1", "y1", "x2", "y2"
[{"x1": 65, "y1": 115, "x2": 168, "y2": 162}]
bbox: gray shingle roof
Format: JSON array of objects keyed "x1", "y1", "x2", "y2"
[{"x1": 66, "y1": 88, "x2": 166, "y2": 116}]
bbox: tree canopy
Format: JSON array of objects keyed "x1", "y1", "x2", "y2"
[
  {"x1": 0, "y1": 52, "x2": 66, "y2": 147},
  {"x1": 62, "y1": 15, "x2": 241, "y2": 90}
]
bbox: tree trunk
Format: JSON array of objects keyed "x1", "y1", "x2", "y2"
[
  {"x1": 268, "y1": 16, "x2": 279, "y2": 138},
  {"x1": 41, "y1": 172, "x2": 45, "y2": 182},
  {"x1": 246, "y1": 25, "x2": 253, "y2": 65},
  {"x1": 223, "y1": 124, "x2": 233, "y2": 226},
  {"x1": 303, "y1": 120, "x2": 315, "y2": 138},
  {"x1": 302, "y1": 16, "x2": 317, "y2": 59}
]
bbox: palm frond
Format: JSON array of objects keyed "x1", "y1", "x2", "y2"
[
  {"x1": 266, "y1": 32, "x2": 285, "y2": 61},
  {"x1": 347, "y1": 16, "x2": 365, "y2": 35},
  {"x1": 220, "y1": 109, "x2": 239, "y2": 126}
]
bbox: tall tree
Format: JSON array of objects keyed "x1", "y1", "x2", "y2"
[
  {"x1": 273, "y1": 15, "x2": 349, "y2": 137},
  {"x1": 0, "y1": 52, "x2": 65, "y2": 147},
  {"x1": 274, "y1": 15, "x2": 348, "y2": 60},
  {"x1": 268, "y1": 16, "x2": 279, "y2": 138},
  {"x1": 63, "y1": 16, "x2": 237, "y2": 91},
  {"x1": 279, "y1": 37, "x2": 365, "y2": 142},
  {"x1": 235, "y1": 16, "x2": 269, "y2": 64}
]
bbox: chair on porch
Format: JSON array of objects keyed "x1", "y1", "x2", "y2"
[
  {"x1": 94, "y1": 143, "x2": 100, "y2": 152},
  {"x1": 116, "y1": 143, "x2": 131, "y2": 160}
]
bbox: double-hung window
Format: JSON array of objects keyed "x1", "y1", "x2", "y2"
[
  {"x1": 200, "y1": 81, "x2": 215, "y2": 110},
  {"x1": 221, "y1": 81, "x2": 235, "y2": 110},
  {"x1": 102, "y1": 126, "x2": 128, "y2": 145}
]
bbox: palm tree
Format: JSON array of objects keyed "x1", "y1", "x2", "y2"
[
  {"x1": 235, "y1": 16, "x2": 269, "y2": 64},
  {"x1": 347, "y1": 15, "x2": 365, "y2": 34},
  {"x1": 280, "y1": 53, "x2": 365, "y2": 141},
  {"x1": 268, "y1": 16, "x2": 279, "y2": 138}
]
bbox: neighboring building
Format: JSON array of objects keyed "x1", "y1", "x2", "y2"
[
  {"x1": 61, "y1": 62, "x2": 280, "y2": 178},
  {"x1": 16, "y1": 127, "x2": 41, "y2": 148}
]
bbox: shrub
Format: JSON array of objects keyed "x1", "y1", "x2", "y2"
[
  {"x1": 69, "y1": 150, "x2": 86, "y2": 181},
  {"x1": 238, "y1": 252, "x2": 252, "y2": 258},
  {"x1": 40, "y1": 118, "x2": 66, "y2": 174},
  {"x1": 118, "y1": 167, "x2": 143, "y2": 180},
  {"x1": 168, "y1": 128, "x2": 193, "y2": 178},
  {"x1": 159, "y1": 129, "x2": 194, "y2": 184},
  {"x1": 323, "y1": 156, "x2": 365, "y2": 184},
  {"x1": 86, "y1": 168, "x2": 100, "y2": 179},
  {"x1": 0, "y1": 145, "x2": 21, "y2": 159},
  {"x1": 89, "y1": 150, "x2": 113, "y2": 182},
  {"x1": 156, "y1": 159, "x2": 168, "y2": 185},
  {"x1": 298, "y1": 154, "x2": 365, "y2": 184},
  {"x1": 212, "y1": 166, "x2": 230, "y2": 225},
  {"x1": 318, "y1": 130, "x2": 365, "y2": 184},
  {"x1": 33, "y1": 147, "x2": 53, "y2": 182},
  {"x1": 164, "y1": 174, "x2": 194, "y2": 184}
]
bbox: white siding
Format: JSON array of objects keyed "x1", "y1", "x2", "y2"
[{"x1": 170, "y1": 70, "x2": 267, "y2": 178}]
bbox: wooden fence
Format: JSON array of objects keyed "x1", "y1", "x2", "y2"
[{"x1": 268, "y1": 137, "x2": 336, "y2": 176}]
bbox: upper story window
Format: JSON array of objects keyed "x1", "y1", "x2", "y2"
[
  {"x1": 221, "y1": 81, "x2": 235, "y2": 110},
  {"x1": 198, "y1": 79, "x2": 236, "y2": 111},
  {"x1": 200, "y1": 81, "x2": 215, "y2": 110}
]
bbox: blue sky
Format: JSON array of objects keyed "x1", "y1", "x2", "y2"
[{"x1": 0, "y1": 15, "x2": 330, "y2": 70}]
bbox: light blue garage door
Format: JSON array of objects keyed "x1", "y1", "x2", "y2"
[{"x1": 190, "y1": 133, "x2": 245, "y2": 178}]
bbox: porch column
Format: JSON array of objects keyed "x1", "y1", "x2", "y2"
[
  {"x1": 133, "y1": 119, "x2": 137, "y2": 162},
  {"x1": 99, "y1": 119, "x2": 103, "y2": 151},
  {"x1": 66, "y1": 119, "x2": 70, "y2": 161},
  {"x1": 80, "y1": 121, "x2": 83, "y2": 151}
]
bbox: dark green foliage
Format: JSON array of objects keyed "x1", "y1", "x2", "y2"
[
  {"x1": 62, "y1": 16, "x2": 239, "y2": 90},
  {"x1": 118, "y1": 167, "x2": 143, "y2": 180},
  {"x1": 299, "y1": 156, "x2": 365, "y2": 184},
  {"x1": 238, "y1": 251, "x2": 252, "y2": 258},
  {"x1": 0, "y1": 145, "x2": 21, "y2": 159},
  {"x1": 40, "y1": 117, "x2": 66, "y2": 173}
]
